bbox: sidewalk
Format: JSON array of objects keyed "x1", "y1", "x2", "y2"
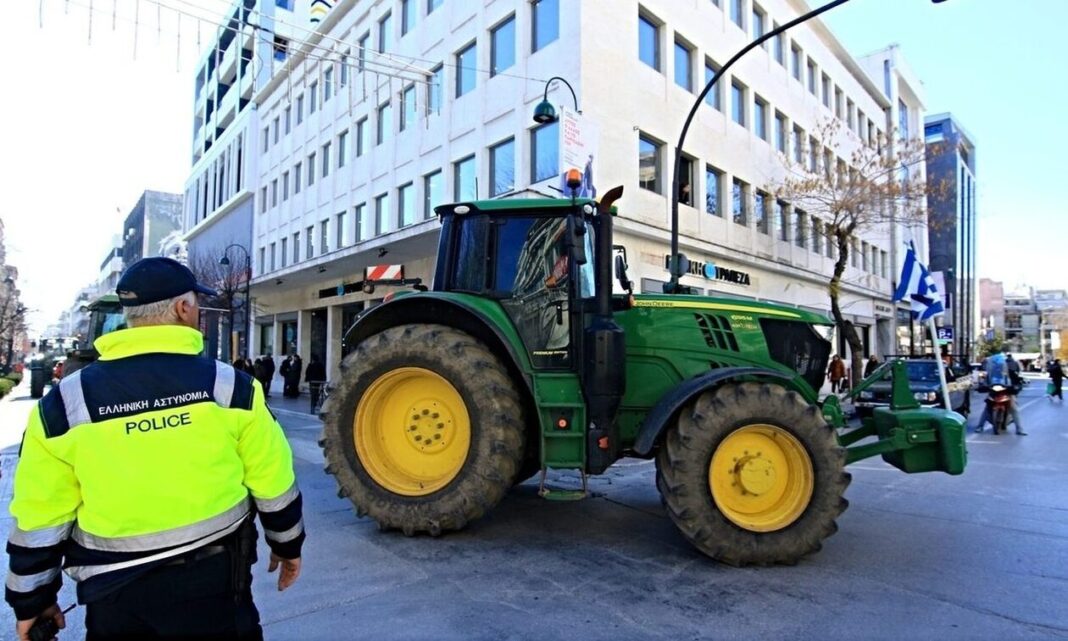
[{"x1": 267, "y1": 391, "x2": 320, "y2": 418}]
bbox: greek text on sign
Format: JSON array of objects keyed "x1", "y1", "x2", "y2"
[
  {"x1": 663, "y1": 255, "x2": 752, "y2": 287},
  {"x1": 365, "y1": 264, "x2": 404, "y2": 281},
  {"x1": 558, "y1": 107, "x2": 599, "y2": 198}
]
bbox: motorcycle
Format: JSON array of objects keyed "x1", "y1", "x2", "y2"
[{"x1": 985, "y1": 384, "x2": 1013, "y2": 434}]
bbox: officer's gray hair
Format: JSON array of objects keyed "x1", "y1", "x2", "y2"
[{"x1": 124, "y1": 291, "x2": 197, "y2": 327}]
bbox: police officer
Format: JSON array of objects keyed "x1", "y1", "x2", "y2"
[{"x1": 6, "y1": 257, "x2": 305, "y2": 640}]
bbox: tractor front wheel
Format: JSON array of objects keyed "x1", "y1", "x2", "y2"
[
  {"x1": 656, "y1": 382, "x2": 850, "y2": 566},
  {"x1": 321, "y1": 324, "x2": 526, "y2": 535}
]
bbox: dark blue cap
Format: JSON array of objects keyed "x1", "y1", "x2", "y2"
[{"x1": 116, "y1": 257, "x2": 217, "y2": 307}]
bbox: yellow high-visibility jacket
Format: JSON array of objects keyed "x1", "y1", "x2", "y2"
[{"x1": 5, "y1": 325, "x2": 304, "y2": 620}]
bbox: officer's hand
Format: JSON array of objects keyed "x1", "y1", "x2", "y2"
[
  {"x1": 16, "y1": 603, "x2": 65, "y2": 641},
  {"x1": 268, "y1": 553, "x2": 301, "y2": 591}
]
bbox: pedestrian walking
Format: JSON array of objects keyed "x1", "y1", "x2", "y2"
[
  {"x1": 1049, "y1": 358, "x2": 1065, "y2": 402},
  {"x1": 827, "y1": 354, "x2": 846, "y2": 394},
  {"x1": 254, "y1": 354, "x2": 275, "y2": 398},
  {"x1": 305, "y1": 354, "x2": 327, "y2": 414},
  {"x1": 5, "y1": 257, "x2": 305, "y2": 641},
  {"x1": 281, "y1": 353, "x2": 303, "y2": 399},
  {"x1": 864, "y1": 354, "x2": 880, "y2": 378}
]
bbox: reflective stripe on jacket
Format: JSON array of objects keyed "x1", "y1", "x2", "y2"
[{"x1": 6, "y1": 325, "x2": 305, "y2": 619}]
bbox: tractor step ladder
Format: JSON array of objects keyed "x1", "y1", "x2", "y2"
[{"x1": 537, "y1": 467, "x2": 588, "y2": 501}]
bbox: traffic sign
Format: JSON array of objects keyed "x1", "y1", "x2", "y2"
[{"x1": 936, "y1": 326, "x2": 954, "y2": 342}]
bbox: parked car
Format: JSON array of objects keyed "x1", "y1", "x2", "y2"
[{"x1": 855, "y1": 358, "x2": 972, "y2": 417}]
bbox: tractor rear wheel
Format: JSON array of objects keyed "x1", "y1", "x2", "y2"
[
  {"x1": 656, "y1": 382, "x2": 850, "y2": 566},
  {"x1": 321, "y1": 324, "x2": 526, "y2": 535}
]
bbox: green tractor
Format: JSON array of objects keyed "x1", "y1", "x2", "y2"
[
  {"x1": 321, "y1": 187, "x2": 966, "y2": 565},
  {"x1": 62, "y1": 294, "x2": 126, "y2": 379}
]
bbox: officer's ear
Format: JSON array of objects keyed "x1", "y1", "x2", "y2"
[{"x1": 175, "y1": 293, "x2": 200, "y2": 330}]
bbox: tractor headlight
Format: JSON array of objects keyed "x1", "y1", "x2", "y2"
[
  {"x1": 914, "y1": 391, "x2": 938, "y2": 402},
  {"x1": 858, "y1": 391, "x2": 874, "y2": 400}
]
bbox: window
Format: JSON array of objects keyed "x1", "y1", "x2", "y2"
[
  {"x1": 850, "y1": 238, "x2": 858, "y2": 267},
  {"x1": 638, "y1": 14, "x2": 660, "y2": 71},
  {"x1": 456, "y1": 42, "x2": 477, "y2": 97},
  {"x1": 400, "y1": 85, "x2": 416, "y2": 131},
  {"x1": 638, "y1": 134, "x2": 661, "y2": 193},
  {"x1": 282, "y1": 171, "x2": 289, "y2": 201},
  {"x1": 753, "y1": 95, "x2": 767, "y2": 140},
  {"x1": 794, "y1": 209, "x2": 806, "y2": 247},
  {"x1": 262, "y1": 127, "x2": 269, "y2": 152},
  {"x1": 754, "y1": 190, "x2": 768, "y2": 234},
  {"x1": 812, "y1": 218, "x2": 821, "y2": 253},
  {"x1": 269, "y1": 243, "x2": 276, "y2": 271},
  {"x1": 424, "y1": 170, "x2": 443, "y2": 219},
  {"x1": 340, "y1": 50, "x2": 350, "y2": 87},
  {"x1": 731, "y1": 80, "x2": 746, "y2": 126},
  {"x1": 280, "y1": 237, "x2": 288, "y2": 268},
  {"x1": 531, "y1": 121, "x2": 559, "y2": 183},
  {"x1": 276, "y1": 0, "x2": 292, "y2": 9},
  {"x1": 732, "y1": 178, "x2": 748, "y2": 226},
  {"x1": 358, "y1": 33, "x2": 370, "y2": 71},
  {"x1": 826, "y1": 223, "x2": 835, "y2": 258},
  {"x1": 272, "y1": 117, "x2": 280, "y2": 144},
  {"x1": 704, "y1": 59, "x2": 721, "y2": 111},
  {"x1": 336, "y1": 211, "x2": 347, "y2": 248},
  {"x1": 296, "y1": 94, "x2": 304, "y2": 124},
  {"x1": 284, "y1": 106, "x2": 291, "y2": 134},
  {"x1": 808, "y1": 137, "x2": 818, "y2": 173},
  {"x1": 705, "y1": 165, "x2": 722, "y2": 216},
  {"x1": 792, "y1": 126, "x2": 803, "y2": 164},
  {"x1": 293, "y1": 232, "x2": 300, "y2": 262},
  {"x1": 259, "y1": 187, "x2": 267, "y2": 213},
  {"x1": 377, "y1": 102, "x2": 392, "y2": 145},
  {"x1": 776, "y1": 200, "x2": 789, "y2": 241},
  {"x1": 678, "y1": 156, "x2": 694, "y2": 206},
  {"x1": 354, "y1": 204, "x2": 366, "y2": 242},
  {"x1": 491, "y1": 16, "x2": 516, "y2": 76},
  {"x1": 271, "y1": 179, "x2": 278, "y2": 206},
  {"x1": 428, "y1": 0, "x2": 443, "y2": 14},
  {"x1": 309, "y1": 81, "x2": 318, "y2": 113},
  {"x1": 374, "y1": 193, "x2": 391, "y2": 235},
  {"x1": 674, "y1": 38, "x2": 692, "y2": 91},
  {"x1": 428, "y1": 65, "x2": 443, "y2": 115},
  {"x1": 774, "y1": 111, "x2": 786, "y2": 153},
  {"x1": 752, "y1": 5, "x2": 765, "y2": 43},
  {"x1": 730, "y1": 0, "x2": 744, "y2": 29},
  {"x1": 489, "y1": 138, "x2": 516, "y2": 197},
  {"x1": 321, "y1": 142, "x2": 331, "y2": 178},
  {"x1": 272, "y1": 36, "x2": 288, "y2": 62},
  {"x1": 320, "y1": 219, "x2": 330, "y2": 254},
  {"x1": 821, "y1": 73, "x2": 831, "y2": 108},
  {"x1": 823, "y1": 148, "x2": 833, "y2": 181},
  {"x1": 378, "y1": 12, "x2": 393, "y2": 53},
  {"x1": 307, "y1": 152, "x2": 316, "y2": 186},
  {"x1": 881, "y1": 250, "x2": 888, "y2": 278},
  {"x1": 306, "y1": 225, "x2": 314, "y2": 258},
  {"x1": 258, "y1": 247, "x2": 265, "y2": 273},
  {"x1": 337, "y1": 130, "x2": 348, "y2": 168},
  {"x1": 773, "y1": 25, "x2": 784, "y2": 65},
  {"x1": 861, "y1": 241, "x2": 869, "y2": 271},
  {"x1": 807, "y1": 59, "x2": 816, "y2": 95},
  {"x1": 532, "y1": 0, "x2": 559, "y2": 52},
  {"x1": 898, "y1": 99, "x2": 909, "y2": 140},
  {"x1": 294, "y1": 162, "x2": 302, "y2": 194},
  {"x1": 355, "y1": 118, "x2": 367, "y2": 157},
  {"x1": 847, "y1": 99, "x2": 855, "y2": 130},
  {"x1": 324, "y1": 67, "x2": 333, "y2": 102},
  {"x1": 791, "y1": 44, "x2": 802, "y2": 81},
  {"x1": 834, "y1": 87, "x2": 843, "y2": 118},
  {"x1": 401, "y1": 0, "x2": 414, "y2": 36},
  {"x1": 398, "y1": 182, "x2": 416, "y2": 227},
  {"x1": 454, "y1": 155, "x2": 476, "y2": 200}
]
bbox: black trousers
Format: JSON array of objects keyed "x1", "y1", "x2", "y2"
[{"x1": 85, "y1": 550, "x2": 262, "y2": 641}]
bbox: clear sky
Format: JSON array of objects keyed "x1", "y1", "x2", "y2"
[{"x1": 1, "y1": 0, "x2": 1065, "y2": 334}]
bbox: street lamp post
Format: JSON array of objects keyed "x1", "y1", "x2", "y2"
[
  {"x1": 532, "y1": 76, "x2": 580, "y2": 125},
  {"x1": 219, "y1": 244, "x2": 252, "y2": 361},
  {"x1": 664, "y1": 0, "x2": 947, "y2": 293}
]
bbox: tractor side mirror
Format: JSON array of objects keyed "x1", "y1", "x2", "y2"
[
  {"x1": 567, "y1": 215, "x2": 587, "y2": 266},
  {"x1": 614, "y1": 247, "x2": 633, "y2": 294}
]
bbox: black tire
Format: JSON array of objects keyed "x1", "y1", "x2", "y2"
[
  {"x1": 656, "y1": 382, "x2": 850, "y2": 566},
  {"x1": 320, "y1": 324, "x2": 526, "y2": 535}
]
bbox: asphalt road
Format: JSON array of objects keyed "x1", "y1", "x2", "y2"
[{"x1": 0, "y1": 374, "x2": 1065, "y2": 640}]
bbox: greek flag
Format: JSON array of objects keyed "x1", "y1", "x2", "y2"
[{"x1": 892, "y1": 242, "x2": 944, "y2": 321}]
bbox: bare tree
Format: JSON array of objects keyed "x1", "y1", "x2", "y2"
[
  {"x1": 188, "y1": 247, "x2": 248, "y2": 362},
  {"x1": 771, "y1": 119, "x2": 938, "y2": 386}
]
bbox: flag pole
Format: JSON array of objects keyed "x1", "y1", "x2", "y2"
[{"x1": 928, "y1": 317, "x2": 952, "y2": 411}]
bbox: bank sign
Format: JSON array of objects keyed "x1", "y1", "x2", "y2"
[{"x1": 664, "y1": 255, "x2": 752, "y2": 287}]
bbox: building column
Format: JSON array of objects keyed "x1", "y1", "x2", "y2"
[{"x1": 327, "y1": 305, "x2": 343, "y2": 383}]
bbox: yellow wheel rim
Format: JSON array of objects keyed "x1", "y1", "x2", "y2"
[
  {"x1": 709, "y1": 424, "x2": 814, "y2": 532},
  {"x1": 354, "y1": 367, "x2": 471, "y2": 496}
]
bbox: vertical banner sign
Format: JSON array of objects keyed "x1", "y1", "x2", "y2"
[{"x1": 558, "y1": 107, "x2": 600, "y2": 199}]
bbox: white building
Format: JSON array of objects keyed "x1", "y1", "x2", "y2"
[{"x1": 241, "y1": 0, "x2": 929, "y2": 380}]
